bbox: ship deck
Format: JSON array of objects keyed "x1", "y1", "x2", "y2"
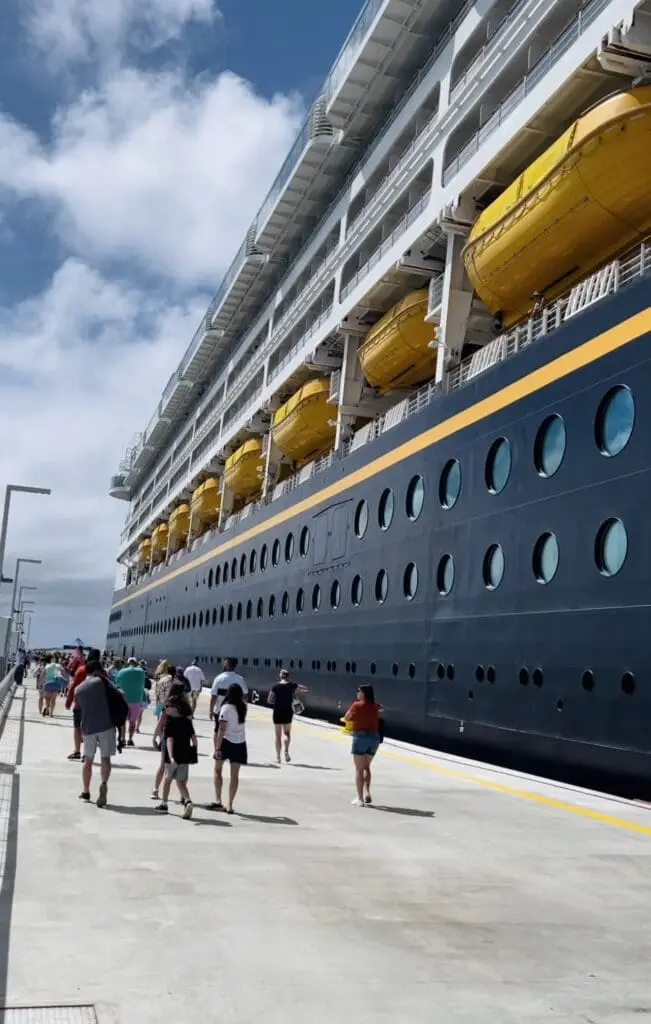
[{"x1": 2, "y1": 680, "x2": 651, "y2": 1022}]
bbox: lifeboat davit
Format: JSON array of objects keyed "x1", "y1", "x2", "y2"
[
  {"x1": 463, "y1": 87, "x2": 651, "y2": 326},
  {"x1": 190, "y1": 478, "x2": 221, "y2": 536},
  {"x1": 359, "y1": 289, "x2": 435, "y2": 392},
  {"x1": 150, "y1": 523, "x2": 169, "y2": 564},
  {"x1": 137, "y1": 537, "x2": 152, "y2": 570},
  {"x1": 168, "y1": 503, "x2": 190, "y2": 553},
  {"x1": 224, "y1": 438, "x2": 265, "y2": 498},
  {"x1": 272, "y1": 379, "x2": 336, "y2": 464}
]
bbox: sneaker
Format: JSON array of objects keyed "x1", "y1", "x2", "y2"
[
  {"x1": 96, "y1": 781, "x2": 108, "y2": 808},
  {"x1": 364, "y1": 794, "x2": 373, "y2": 805},
  {"x1": 155, "y1": 803, "x2": 168, "y2": 813},
  {"x1": 67, "y1": 751, "x2": 81, "y2": 760},
  {"x1": 182, "y1": 801, "x2": 194, "y2": 820},
  {"x1": 351, "y1": 798, "x2": 365, "y2": 807},
  {"x1": 127, "y1": 739, "x2": 135, "y2": 747},
  {"x1": 284, "y1": 751, "x2": 291, "y2": 763},
  {"x1": 207, "y1": 801, "x2": 223, "y2": 811},
  {"x1": 150, "y1": 790, "x2": 159, "y2": 800},
  {"x1": 78, "y1": 791, "x2": 91, "y2": 802}
]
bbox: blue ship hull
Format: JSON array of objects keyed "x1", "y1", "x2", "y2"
[{"x1": 108, "y1": 276, "x2": 651, "y2": 791}]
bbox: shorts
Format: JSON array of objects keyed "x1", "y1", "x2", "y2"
[
  {"x1": 83, "y1": 728, "x2": 116, "y2": 760},
  {"x1": 351, "y1": 731, "x2": 380, "y2": 757},
  {"x1": 219, "y1": 739, "x2": 247, "y2": 765},
  {"x1": 165, "y1": 762, "x2": 189, "y2": 782},
  {"x1": 43, "y1": 682, "x2": 61, "y2": 694},
  {"x1": 154, "y1": 703, "x2": 164, "y2": 718},
  {"x1": 127, "y1": 703, "x2": 142, "y2": 724},
  {"x1": 272, "y1": 710, "x2": 293, "y2": 726},
  {"x1": 73, "y1": 707, "x2": 82, "y2": 729}
]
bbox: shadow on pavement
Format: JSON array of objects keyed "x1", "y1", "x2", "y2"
[
  {"x1": 248, "y1": 761, "x2": 281, "y2": 769},
  {"x1": 235, "y1": 812, "x2": 298, "y2": 825},
  {"x1": 193, "y1": 818, "x2": 232, "y2": 827},
  {"x1": 107, "y1": 804, "x2": 163, "y2": 816},
  {"x1": 370, "y1": 805, "x2": 435, "y2": 818},
  {"x1": 287, "y1": 762, "x2": 341, "y2": 771}
]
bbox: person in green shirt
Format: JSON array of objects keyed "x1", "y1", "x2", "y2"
[{"x1": 115, "y1": 658, "x2": 146, "y2": 746}]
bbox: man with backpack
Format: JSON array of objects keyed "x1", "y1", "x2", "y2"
[{"x1": 74, "y1": 652, "x2": 129, "y2": 808}]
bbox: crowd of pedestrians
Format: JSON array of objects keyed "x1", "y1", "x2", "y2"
[{"x1": 28, "y1": 647, "x2": 384, "y2": 813}]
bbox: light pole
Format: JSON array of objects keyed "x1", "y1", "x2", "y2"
[
  {"x1": 0, "y1": 485, "x2": 51, "y2": 584},
  {"x1": 23, "y1": 612, "x2": 32, "y2": 651},
  {"x1": 15, "y1": 600, "x2": 35, "y2": 657},
  {"x1": 4, "y1": 559, "x2": 41, "y2": 667},
  {"x1": 15, "y1": 587, "x2": 37, "y2": 656}
]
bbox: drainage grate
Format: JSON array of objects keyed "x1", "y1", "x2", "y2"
[{"x1": 0, "y1": 1008, "x2": 97, "y2": 1023}]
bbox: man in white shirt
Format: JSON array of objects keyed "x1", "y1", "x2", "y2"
[
  {"x1": 183, "y1": 658, "x2": 205, "y2": 713},
  {"x1": 209, "y1": 658, "x2": 247, "y2": 733}
]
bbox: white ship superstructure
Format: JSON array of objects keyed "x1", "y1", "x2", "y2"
[{"x1": 110, "y1": 0, "x2": 651, "y2": 580}]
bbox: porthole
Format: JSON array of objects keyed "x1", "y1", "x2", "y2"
[
  {"x1": 475, "y1": 665, "x2": 485, "y2": 683},
  {"x1": 532, "y1": 668, "x2": 544, "y2": 688},
  {"x1": 351, "y1": 575, "x2": 363, "y2": 606},
  {"x1": 403, "y1": 562, "x2": 419, "y2": 600},
  {"x1": 249, "y1": 549, "x2": 257, "y2": 574},
  {"x1": 231, "y1": 557, "x2": 237, "y2": 579},
  {"x1": 215, "y1": 566, "x2": 221, "y2": 586},
  {"x1": 483, "y1": 544, "x2": 505, "y2": 590},
  {"x1": 192, "y1": 612, "x2": 197, "y2": 629},
  {"x1": 436, "y1": 663, "x2": 445, "y2": 680},
  {"x1": 212, "y1": 608, "x2": 217, "y2": 625},
  {"x1": 281, "y1": 592, "x2": 289, "y2": 615},
  {"x1": 378, "y1": 488, "x2": 395, "y2": 530},
  {"x1": 354, "y1": 500, "x2": 368, "y2": 538},
  {"x1": 439, "y1": 459, "x2": 461, "y2": 509},
  {"x1": 437, "y1": 554, "x2": 455, "y2": 595},
  {"x1": 330, "y1": 579, "x2": 341, "y2": 609},
  {"x1": 223, "y1": 562, "x2": 229, "y2": 583},
  {"x1": 236, "y1": 602, "x2": 242, "y2": 621},
  {"x1": 621, "y1": 671, "x2": 636, "y2": 695},
  {"x1": 205, "y1": 610, "x2": 210, "y2": 628},
  {"x1": 199, "y1": 611, "x2": 203, "y2": 628},
  {"x1": 208, "y1": 569, "x2": 214, "y2": 589},
  {"x1": 285, "y1": 533, "x2": 294, "y2": 562},
  {"x1": 268, "y1": 595, "x2": 276, "y2": 617},
  {"x1": 581, "y1": 670, "x2": 595, "y2": 692},
  {"x1": 595, "y1": 518, "x2": 627, "y2": 577},
  {"x1": 556, "y1": 699, "x2": 564, "y2": 711},
  {"x1": 219, "y1": 607, "x2": 225, "y2": 624},
  {"x1": 256, "y1": 598, "x2": 263, "y2": 620},
  {"x1": 260, "y1": 544, "x2": 268, "y2": 571},
  {"x1": 406, "y1": 475, "x2": 424, "y2": 521},
  {"x1": 299, "y1": 526, "x2": 310, "y2": 556},
  {"x1": 534, "y1": 414, "x2": 566, "y2": 478},
  {"x1": 375, "y1": 569, "x2": 388, "y2": 604},
  {"x1": 312, "y1": 584, "x2": 321, "y2": 611},
  {"x1": 246, "y1": 600, "x2": 252, "y2": 620},
  {"x1": 296, "y1": 588, "x2": 305, "y2": 614},
  {"x1": 370, "y1": 662, "x2": 377, "y2": 675},
  {"x1": 532, "y1": 532, "x2": 559, "y2": 584},
  {"x1": 519, "y1": 667, "x2": 529, "y2": 686},
  {"x1": 486, "y1": 666, "x2": 496, "y2": 684},
  {"x1": 408, "y1": 663, "x2": 416, "y2": 679},
  {"x1": 595, "y1": 385, "x2": 634, "y2": 456},
  {"x1": 485, "y1": 438, "x2": 511, "y2": 494},
  {"x1": 392, "y1": 662, "x2": 399, "y2": 677},
  {"x1": 446, "y1": 664, "x2": 455, "y2": 681},
  {"x1": 272, "y1": 539, "x2": 280, "y2": 566},
  {"x1": 240, "y1": 553, "x2": 247, "y2": 577},
  {"x1": 227, "y1": 605, "x2": 232, "y2": 623}
]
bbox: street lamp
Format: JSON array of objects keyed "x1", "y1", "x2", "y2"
[
  {"x1": 0, "y1": 485, "x2": 51, "y2": 584},
  {"x1": 17, "y1": 584, "x2": 37, "y2": 610},
  {"x1": 23, "y1": 612, "x2": 32, "y2": 651},
  {"x1": 4, "y1": 560, "x2": 42, "y2": 667}
]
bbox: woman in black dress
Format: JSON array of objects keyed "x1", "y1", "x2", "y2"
[{"x1": 267, "y1": 669, "x2": 308, "y2": 763}]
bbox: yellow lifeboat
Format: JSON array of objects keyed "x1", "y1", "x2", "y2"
[
  {"x1": 137, "y1": 537, "x2": 152, "y2": 570},
  {"x1": 224, "y1": 438, "x2": 264, "y2": 498},
  {"x1": 462, "y1": 87, "x2": 651, "y2": 326},
  {"x1": 271, "y1": 379, "x2": 336, "y2": 464},
  {"x1": 150, "y1": 523, "x2": 169, "y2": 564},
  {"x1": 168, "y1": 503, "x2": 190, "y2": 553},
  {"x1": 359, "y1": 289, "x2": 435, "y2": 392},
  {"x1": 190, "y1": 478, "x2": 221, "y2": 536}
]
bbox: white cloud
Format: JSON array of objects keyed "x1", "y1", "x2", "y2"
[
  {"x1": 0, "y1": 260, "x2": 207, "y2": 646},
  {"x1": 0, "y1": 68, "x2": 302, "y2": 285},
  {"x1": 27, "y1": 0, "x2": 218, "y2": 72}
]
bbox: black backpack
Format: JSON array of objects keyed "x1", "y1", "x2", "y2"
[{"x1": 102, "y1": 676, "x2": 129, "y2": 729}]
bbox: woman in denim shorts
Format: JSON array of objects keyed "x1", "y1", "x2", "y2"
[{"x1": 344, "y1": 684, "x2": 383, "y2": 807}]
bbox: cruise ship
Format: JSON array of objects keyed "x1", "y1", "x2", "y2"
[{"x1": 107, "y1": 0, "x2": 651, "y2": 790}]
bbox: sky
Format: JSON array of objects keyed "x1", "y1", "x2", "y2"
[{"x1": 0, "y1": 0, "x2": 360, "y2": 649}]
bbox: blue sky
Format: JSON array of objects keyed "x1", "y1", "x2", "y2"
[{"x1": 0, "y1": 0, "x2": 360, "y2": 648}]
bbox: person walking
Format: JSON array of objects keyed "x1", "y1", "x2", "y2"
[
  {"x1": 43, "y1": 654, "x2": 62, "y2": 716},
  {"x1": 267, "y1": 669, "x2": 308, "y2": 763},
  {"x1": 136, "y1": 660, "x2": 152, "y2": 733},
  {"x1": 152, "y1": 660, "x2": 175, "y2": 750},
  {"x1": 75, "y1": 655, "x2": 128, "y2": 807},
  {"x1": 36, "y1": 656, "x2": 47, "y2": 715},
  {"x1": 344, "y1": 684, "x2": 383, "y2": 806},
  {"x1": 211, "y1": 683, "x2": 247, "y2": 813},
  {"x1": 183, "y1": 658, "x2": 205, "y2": 713},
  {"x1": 115, "y1": 657, "x2": 147, "y2": 746},
  {"x1": 65, "y1": 648, "x2": 93, "y2": 760},
  {"x1": 209, "y1": 657, "x2": 247, "y2": 731},
  {"x1": 155, "y1": 683, "x2": 197, "y2": 818}
]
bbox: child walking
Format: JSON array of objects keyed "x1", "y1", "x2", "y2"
[{"x1": 156, "y1": 682, "x2": 196, "y2": 818}]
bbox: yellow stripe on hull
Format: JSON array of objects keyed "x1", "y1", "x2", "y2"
[
  {"x1": 224, "y1": 438, "x2": 264, "y2": 498},
  {"x1": 359, "y1": 289, "x2": 435, "y2": 392},
  {"x1": 272, "y1": 379, "x2": 336, "y2": 464},
  {"x1": 463, "y1": 87, "x2": 651, "y2": 325}
]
